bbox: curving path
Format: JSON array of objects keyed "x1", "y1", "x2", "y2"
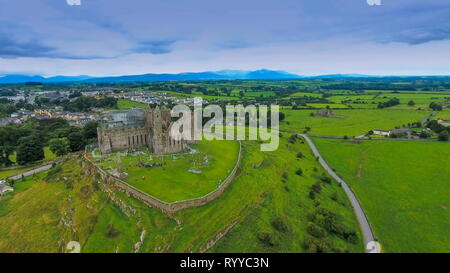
[
  {"x1": 300, "y1": 134, "x2": 380, "y2": 253},
  {"x1": 8, "y1": 164, "x2": 53, "y2": 181}
]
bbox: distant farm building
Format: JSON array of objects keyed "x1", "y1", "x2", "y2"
[
  {"x1": 373, "y1": 129, "x2": 391, "y2": 136},
  {"x1": 314, "y1": 108, "x2": 346, "y2": 118},
  {"x1": 315, "y1": 108, "x2": 334, "y2": 117},
  {"x1": 437, "y1": 119, "x2": 450, "y2": 127}
]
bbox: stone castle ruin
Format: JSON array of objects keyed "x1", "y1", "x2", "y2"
[
  {"x1": 97, "y1": 107, "x2": 189, "y2": 155},
  {"x1": 314, "y1": 107, "x2": 346, "y2": 119}
]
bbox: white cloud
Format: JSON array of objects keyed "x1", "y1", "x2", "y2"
[{"x1": 66, "y1": 0, "x2": 81, "y2": 6}]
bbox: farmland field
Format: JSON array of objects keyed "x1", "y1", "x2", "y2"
[
  {"x1": 153, "y1": 90, "x2": 238, "y2": 101},
  {"x1": 435, "y1": 108, "x2": 450, "y2": 120},
  {"x1": 289, "y1": 92, "x2": 323, "y2": 98},
  {"x1": 281, "y1": 109, "x2": 431, "y2": 136},
  {"x1": 312, "y1": 138, "x2": 450, "y2": 252},
  {"x1": 117, "y1": 99, "x2": 148, "y2": 109},
  {"x1": 328, "y1": 92, "x2": 450, "y2": 105}
]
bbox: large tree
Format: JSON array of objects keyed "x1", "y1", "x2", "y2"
[
  {"x1": 83, "y1": 121, "x2": 99, "y2": 141},
  {"x1": 67, "y1": 128, "x2": 87, "y2": 152},
  {"x1": 438, "y1": 130, "x2": 449, "y2": 142},
  {"x1": 16, "y1": 135, "x2": 44, "y2": 165},
  {"x1": 49, "y1": 138, "x2": 70, "y2": 156}
]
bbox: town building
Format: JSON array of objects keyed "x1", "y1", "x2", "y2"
[{"x1": 373, "y1": 129, "x2": 391, "y2": 136}]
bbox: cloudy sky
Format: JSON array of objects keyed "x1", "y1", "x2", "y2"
[{"x1": 1, "y1": 0, "x2": 450, "y2": 76}]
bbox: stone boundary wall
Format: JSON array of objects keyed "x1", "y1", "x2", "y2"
[{"x1": 84, "y1": 140, "x2": 242, "y2": 214}]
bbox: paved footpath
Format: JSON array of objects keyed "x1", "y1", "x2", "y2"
[
  {"x1": 9, "y1": 164, "x2": 53, "y2": 181},
  {"x1": 300, "y1": 134, "x2": 380, "y2": 253}
]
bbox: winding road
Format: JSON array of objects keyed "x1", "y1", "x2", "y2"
[{"x1": 300, "y1": 134, "x2": 380, "y2": 253}]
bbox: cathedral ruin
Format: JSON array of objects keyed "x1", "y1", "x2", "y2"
[{"x1": 97, "y1": 107, "x2": 189, "y2": 155}]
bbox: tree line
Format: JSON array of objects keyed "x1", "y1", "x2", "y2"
[
  {"x1": 36, "y1": 96, "x2": 118, "y2": 112},
  {"x1": 0, "y1": 118, "x2": 98, "y2": 167}
]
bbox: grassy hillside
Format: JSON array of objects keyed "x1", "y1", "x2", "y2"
[
  {"x1": 0, "y1": 135, "x2": 365, "y2": 253},
  {"x1": 0, "y1": 163, "x2": 106, "y2": 252},
  {"x1": 312, "y1": 138, "x2": 450, "y2": 252}
]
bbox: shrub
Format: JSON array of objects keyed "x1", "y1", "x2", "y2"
[
  {"x1": 320, "y1": 174, "x2": 332, "y2": 184},
  {"x1": 309, "y1": 191, "x2": 316, "y2": 200},
  {"x1": 307, "y1": 222, "x2": 327, "y2": 238},
  {"x1": 271, "y1": 216, "x2": 290, "y2": 233},
  {"x1": 438, "y1": 130, "x2": 449, "y2": 142},
  {"x1": 257, "y1": 231, "x2": 278, "y2": 247},
  {"x1": 311, "y1": 182, "x2": 322, "y2": 194},
  {"x1": 296, "y1": 168, "x2": 303, "y2": 176},
  {"x1": 106, "y1": 224, "x2": 121, "y2": 238},
  {"x1": 45, "y1": 165, "x2": 63, "y2": 182},
  {"x1": 331, "y1": 192, "x2": 338, "y2": 202},
  {"x1": 419, "y1": 131, "x2": 431, "y2": 138},
  {"x1": 288, "y1": 134, "x2": 298, "y2": 144},
  {"x1": 343, "y1": 231, "x2": 359, "y2": 244},
  {"x1": 80, "y1": 185, "x2": 91, "y2": 200},
  {"x1": 312, "y1": 208, "x2": 358, "y2": 243},
  {"x1": 303, "y1": 236, "x2": 334, "y2": 253}
]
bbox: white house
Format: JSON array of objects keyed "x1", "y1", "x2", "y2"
[
  {"x1": 437, "y1": 119, "x2": 450, "y2": 127},
  {"x1": 373, "y1": 129, "x2": 391, "y2": 136}
]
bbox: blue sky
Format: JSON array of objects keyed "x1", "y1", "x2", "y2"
[{"x1": 1, "y1": 0, "x2": 450, "y2": 76}]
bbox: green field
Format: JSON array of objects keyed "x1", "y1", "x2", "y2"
[
  {"x1": 289, "y1": 92, "x2": 323, "y2": 98},
  {"x1": 154, "y1": 91, "x2": 238, "y2": 101},
  {"x1": 117, "y1": 99, "x2": 149, "y2": 109},
  {"x1": 95, "y1": 140, "x2": 240, "y2": 202},
  {"x1": 435, "y1": 108, "x2": 450, "y2": 120},
  {"x1": 312, "y1": 138, "x2": 450, "y2": 252},
  {"x1": 307, "y1": 103, "x2": 350, "y2": 109},
  {"x1": 281, "y1": 109, "x2": 431, "y2": 136},
  {"x1": 328, "y1": 92, "x2": 450, "y2": 106}
]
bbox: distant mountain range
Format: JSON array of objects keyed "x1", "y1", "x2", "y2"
[
  {"x1": 0, "y1": 69, "x2": 378, "y2": 84},
  {"x1": 0, "y1": 75, "x2": 93, "y2": 84}
]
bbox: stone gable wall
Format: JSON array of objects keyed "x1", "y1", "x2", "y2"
[{"x1": 98, "y1": 107, "x2": 188, "y2": 155}]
